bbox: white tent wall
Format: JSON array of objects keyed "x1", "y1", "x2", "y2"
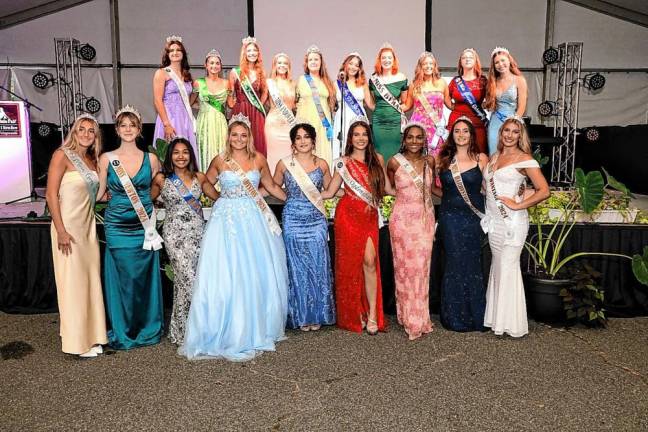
[{"x1": 0, "y1": 0, "x2": 646, "y2": 126}]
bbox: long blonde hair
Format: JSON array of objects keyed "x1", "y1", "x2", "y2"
[
  {"x1": 496, "y1": 117, "x2": 531, "y2": 154},
  {"x1": 411, "y1": 53, "x2": 441, "y2": 95},
  {"x1": 62, "y1": 116, "x2": 102, "y2": 162},
  {"x1": 270, "y1": 53, "x2": 293, "y2": 81},
  {"x1": 224, "y1": 120, "x2": 256, "y2": 161}
]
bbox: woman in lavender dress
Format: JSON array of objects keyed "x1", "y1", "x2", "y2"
[{"x1": 153, "y1": 36, "x2": 199, "y2": 168}]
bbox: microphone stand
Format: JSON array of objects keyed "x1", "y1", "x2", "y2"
[{"x1": 337, "y1": 72, "x2": 346, "y2": 157}]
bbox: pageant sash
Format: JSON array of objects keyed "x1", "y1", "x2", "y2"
[
  {"x1": 334, "y1": 158, "x2": 375, "y2": 208},
  {"x1": 62, "y1": 147, "x2": 99, "y2": 208},
  {"x1": 304, "y1": 74, "x2": 334, "y2": 141},
  {"x1": 267, "y1": 79, "x2": 297, "y2": 127},
  {"x1": 494, "y1": 110, "x2": 508, "y2": 123},
  {"x1": 107, "y1": 153, "x2": 163, "y2": 250},
  {"x1": 370, "y1": 73, "x2": 407, "y2": 132},
  {"x1": 282, "y1": 156, "x2": 326, "y2": 216},
  {"x1": 196, "y1": 78, "x2": 225, "y2": 113},
  {"x1": 394, "y1": 153, "x2": 431, "y2": 209},
  {"x1": 454, "y1": 77, "x2": 489, "y2": 125},
  {"x1": 449, "y1": 157, "x2": 485, "y2": 220},
  {"x1": 416, "y1": 92, "x2": 449, "y2": 149},
  {"x1": 337, "y1": 80, "x2": 366, "y2": 117},
  {"x1": 224, "y1": 157, "x2": 281, "y2": 235},
  {"x1": 168, "y1": 173, "x2": 203, "y2": 218},
  {"x1": 165, "y1": 68, "x2": 195, "y2": 131},
  {"x1": 233, "y1": 67, "x2": 266, "y2": 115}
]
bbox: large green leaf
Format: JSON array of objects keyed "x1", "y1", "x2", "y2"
[
  {"x1": 574, "y1": 168, "x2": 604, "y2": 213},
  {"x1": 632, "y1": 246, "x2": 648, "y2": 286},
  {"x1": 602, "y1": 167, "x2": 635, "y2": 198},
  {"x1": 149, "y1": 138, "x2": 169, "y2": 163}
]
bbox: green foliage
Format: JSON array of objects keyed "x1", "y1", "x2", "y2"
[
  {"x1": 164, "y1": 263, "x2": 175, "y2": 282},
  {"x1": 149, "y1": 138, "x2": 169, "y2": 163},
  {"x1": 636, "y1": 210, "x2": 648, "y2": 225},
  {"x1": 574, "y1": 168, "x2": 604, "y2": 213},
  {"x1": 381, "y1": 195, "x2": 396, "y2": 220},
  {"x1": 324, "y1": 197, "x2": 340, "y2": 220},
  {"x1": 632, "y1": 246, "x2": 648, "y2": 286},
  {"x1": 561, "y1": 263, "x2": 607, "y2": 328},
  {"x1": 532, "y1": 148, "x2": 549, "y2": 167}
]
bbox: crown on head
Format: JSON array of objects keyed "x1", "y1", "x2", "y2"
[
  {"x1": 505, "y1": 113, "x2": 525, "y2": 124},
  {"x1": 454, "y1": 115, "x2": 473, "y2": 125},
  {"x1": 205, "y1": 49, "x2": 222, "y2": 60},
  {"x1": 115, "y1": 105, "x2": 141, "y2": 121},
  {"x1": 242, "y1": 36, "x2": 256, "y2": 45},
  {"x1": 306, "y1": 45, "x2": 321, "y2": 55},
  {"x1": 403, "y1": 120, "x2": 428, "y2": 135},
  {"x1": 228, "y1": 113, "x2": 251, "y2": 129},
  {"x1": 346, "y1": 51, "x2": 362, "y2": 60},
  {"x1": 351, "y1": 114, "x2": 370, "y2": 125},
  {"x1": 419, "y1": 51, "x2": 435, "y2": 60},
  {"x1": 273, "y1": 52, "x2": 289, "y2": 60},
  {"x1": 380, "y1": 42, "x2": 393, "y2": 50},
  {"x1": 491, "y1": 46, "x2": 509, "y2": 57},
  {"x1": 166, "y1": 35, "x2": 182, "y2": 44},
  {"x1": 76, "y1": 113, "x2": 98, "y2": 124}
]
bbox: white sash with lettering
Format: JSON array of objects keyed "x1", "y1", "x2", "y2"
[
  {"x1": 268, "y1": 79, "x2": 297, "y2": 127},
  {"x1": 107, "y1": 153, "x2": 163, "y2": 250},
  {"x1": 416, "y1": 92, "x2": 448, "y2": 149},
  {"x1": 370, "y1": 73, "x2": 407, "y2": 132},
  {"x1": 282, "y1": 156, "x2": 326, "y2": 216},
  {"x1": 224, "y1": 157, "x2": 282, "y2": 236},
  {"x1": 62, "y1": 147, "x2": 99, "y2": 208},
  {"x1": 165, "y1": 67, "x2": 195, "y2": 131},
  {"x1": 449, "y1": 157, "x2": 486, "y2": 223},
  {"x1": 394, "y1": 153, "x2": 432, "y2": 210}
]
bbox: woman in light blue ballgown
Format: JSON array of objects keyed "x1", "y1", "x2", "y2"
[
  {"x1": 273, "y1": 122, "x2": 335, "y2": 332},
  {"x1": 179, "y1": 114, "x2": 288, "y2": 361}
]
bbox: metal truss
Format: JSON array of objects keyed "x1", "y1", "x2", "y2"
[{"x1": 54, "y1": 37, "x2": 83, "y2": 140}]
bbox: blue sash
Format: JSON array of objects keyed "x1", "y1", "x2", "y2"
[
  {"x1": 494, "y1": 110, "x2": 507, "y2": 122},
  {"x1": 337, "y1": 80, "x2": 366, "y2": 117},
  {"x1": 168, "y1": 173, "x2": 203, "y2": 218},
  {"x1": 454, "y1": 77, "x2": 489, "y2": 125},
  {"x1": 304, "y1": 74, "x2": 334, "y2": 141}
]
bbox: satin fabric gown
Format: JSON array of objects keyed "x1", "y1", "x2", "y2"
[
  {"x1": 231, "y1": 79, "x2": 267, "y2": 156},
  {"x1": 389, "y1": 163, "x2": 435, "y2": 340},
  {"x1": 104, "y1": 153, "x2": 163, "y2": 349},
  {"x1": 180, "y1": 170, "x2": 288, "y2": 361},
  {"x1": 265, "y1": 78, "x2": 295, "y2": 174},
  {"x1": 334, "y1": 159, "x2": 385, "y2": 333},
  {"x1": 282, "y1": 168, "x2": 335, "y2": 328},
  {"x1": 295, "y1": 75, "x2": 333, "y2": 166},
  {"x1": 487, "y1": 84, "x2": 518, "y2": 155},
  {"x1": 370, "y1": 79, "x2": 408, "y2": 161},
  {"x1": 195, "y1": 78, "x2": 228, "y2": 170},
  {"x1": 153, "y1": 78, "x2": 199, "y2": 167},
  {"x1": 438, "y1": 164, "x2": 486, "y2": 332},
  {"x1": 447, "y1": 76, "x2": 488, "y2": 154},
  {"x1": 483, "y1": 157, "x2": 539, "y2": 337},
  {"x1": 51, "y1": 170, "x2": 107, "y2": 354},
  {"x1": 410, "y1": 91, "x2": 446, "y2": 156},
  {"x1": 161, "y1": 177, "x2": 204, "y2": 345},
  {"x1": 333, "y1": 82, "x2": 366, "y2": 160}
]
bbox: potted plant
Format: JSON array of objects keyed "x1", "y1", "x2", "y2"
[{"x1": 524, "y1": 168, "x2": 648, "y2": 326}]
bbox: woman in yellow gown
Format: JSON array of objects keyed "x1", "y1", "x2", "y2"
[{"x1": 46, "y1": 114, "x2": 108, "y2": 357}]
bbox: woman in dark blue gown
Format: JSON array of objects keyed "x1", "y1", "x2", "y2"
[{"x1": 437, "y1": 116, "x2": 489, "y2": 331}]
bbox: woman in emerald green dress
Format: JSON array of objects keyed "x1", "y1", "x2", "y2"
[
  {"x1": 97, "y1": 106, "x2": 164, "y2": 350},
  {"x1": 369, "y1": 43, "x2": 409, "y2": 161},
  {"x1": 194, "y1": 49, "x2": 228, "y2": 170}
]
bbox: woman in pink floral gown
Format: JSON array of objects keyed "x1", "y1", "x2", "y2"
[{"x1": 387, "y1": 122, "x2": 439, "y2": 340}]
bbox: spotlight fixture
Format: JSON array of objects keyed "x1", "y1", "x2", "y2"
[
  {"x1": 84, "y1": 96, "x2": 101, "y2": 114},
  {"x1": 77, "y1": 43, "x2": 97, "y2": 61},
  {"x1": 584, "y1": 73, "x2": 606, "y2": 91},
  {"x1": 537, "y1": 100, "x2": 556, "y2": 117},
  {"x1": 32, "y1": 71, "x2": 55, "y2": 90},
  {"x1": 584, "y1": 127, "x2": 600, "y2": 142},
  {"x1": 542, "y1": 47, "x2": 560, "y2": 65},
  {"x1": 37, "y1": 122, "x2": 53, "y2": 137}
]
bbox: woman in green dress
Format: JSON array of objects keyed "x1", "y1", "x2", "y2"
[
  {"x1": 369, "y1": 43, "x2": 409, "y2": 161},
  {"x1": 97, "y1": 106, "x2": 164, "y2": 350},
  {"x1": 194, "y1": 49, "x2": 228, "y2": 170}
]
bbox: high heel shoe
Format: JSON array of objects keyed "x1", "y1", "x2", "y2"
[{"x1": 366, "y1": 319, "x2": 378, "y2": 336}]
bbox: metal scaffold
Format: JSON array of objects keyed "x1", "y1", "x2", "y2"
[{"x1": 54, "y1": 38, "x2": 83, "y2": 140}]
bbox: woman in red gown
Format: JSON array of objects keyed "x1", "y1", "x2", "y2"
[
  {"x1": 228, "y1": 36, "x2": 268, "y2": 156},
  {"x1": 322, "y1": 120, "x2": 388, "y2": 335},
  {"x1": 445, "y1": 49, "x2": 488, "y2": 154}
]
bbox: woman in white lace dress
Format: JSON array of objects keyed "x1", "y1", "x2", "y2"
[{"x1": 482, "y1": 116, "x2": 549, "y2": 337}]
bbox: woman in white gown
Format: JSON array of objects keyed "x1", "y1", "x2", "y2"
[{"x1": 482, "y1": 116, "x2": 549, "y2": 337}]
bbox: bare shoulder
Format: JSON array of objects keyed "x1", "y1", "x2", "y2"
[
  {"x1": 153, "y1": 171, "x2": 166, "y2": 184},
  {"x1": 317, "y1": 158, "x2": 330, "y2": 172},
  {"x1": 377, "y1": 153, "x2": 386, "y2": 165}
]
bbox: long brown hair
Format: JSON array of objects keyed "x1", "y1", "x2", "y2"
[
  {"x1": 239, "y1": 42, "x2": 267, "y2": 94},
  {"x1": 411, "y1": 53, "x2": 441, "y2": 96},
  {"x1": 303, "y1": 50, "x2": 336, "y2": 109},
  {"x1": 339, "y1": 54, "x2": 366, "y2": 86},
  {"x1": 438, "y1": 118, "x2": 479, "y2": 172},
  {"x1": 484, "y1": 50, "x2": 522, "y2": 110},
  {"x1": 344, "y1": 121, "x2": 385, "y2": 206},
  {"x1": 160, "y1": 40, "x2": 192, "y2": 82}
]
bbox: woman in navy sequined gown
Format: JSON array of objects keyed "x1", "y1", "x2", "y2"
[
  {"x1": 437, "y1": 117, "x2": 489, "y2": 331},
  {"x1": 273, "y1": 123, "x2": 335, "y2": 331}
]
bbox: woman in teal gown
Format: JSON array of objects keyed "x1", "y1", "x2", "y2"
[
  {"x1": 369, "y1": 44, "x2": 409, "y2": 161},
  {"x1": 97, "y1": 108, "x2": 164, "y2": 350}
]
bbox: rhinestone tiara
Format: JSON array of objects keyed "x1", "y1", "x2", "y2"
[
  {"x1": 242, "y1": 36, "x2": 256, "y2": 45},
  {"x1": 306, "y1": 45, "x2": 321, "y2": 54},
  {"x1": 350, "y1": 114, "x2": 370, "y2": 125},
  {"x1": 491, "y1": 46, "x2": 510, "y2": 57},
  {"x1": 403, "y1": 120, "x2": 428, "y2": 134},
  {"x1": 228, "y1": 113, "x2": 251, "y2": 129},
  {"x1": 166, "y1": 35, "x2": 182, "y2": 43},
  {"x1": 418, "y1": 51, "x2": 435, "y2": 60},
  {"x1": 115, "y1": 105, "x2": 141, "y2": 121},
  {"x1": 346, "y1": 51, "x2": 362, "y2": 61},
  {"x1": 205, "y1": 49, "x2": 222, "y2": 60},
  {"x1": 380, "y1": 42, "x2": 393, "y2": 50},
  {"x1": 76, "y1": 113, "x2": 98, "y2": 124},
  {"x1": 273, "y1": 52, "x2": 289, "y2": 60},
  {"x1": 453, "y1": 115, "x2": 473, "y2": 125}
]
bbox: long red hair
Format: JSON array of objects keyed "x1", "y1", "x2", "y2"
[
  {"x1": 411, "y1": 53, "x2": 441, "y2": 95},
  {"x1": 373, "y1": 47, "x2": 399, "y2": 75},
  {"x1": 302, "y1": 51, "x2": 336, "y2": 109},
  {"x1": 239, "y1": 42, "x2": 267, "y2": 93},
  {"x1": 456, "y1": 48, "x2": 483, "y2": 79},
  {"x1": 484, "y1": 50, "x2": 522, "y2": 110}
]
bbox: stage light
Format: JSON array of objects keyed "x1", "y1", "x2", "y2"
[
  {"x1": 37, "y1": 122, "x2": 53, "y2": 137},
  {"x1": 538, "y1": 101, "x2": 556, "y2": 117},
  {"x1": 77, "y1": 43, "x2": 96, "y2": 61},
  {"x1": 542, "y1": 47, "x2": 559, "y2": 65},
  {"x1": 584, "y1": 73, "x2": 605, "y2": 91},
  {"x1": 32, "y1": 71, "x2": 55, "y2": 89},
  {"x1": 84, "y1": 97, "x2": 101, "y2": 114},
  {"x1": 584, "y1": 127, "x2": 600, "y2": 142}
]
